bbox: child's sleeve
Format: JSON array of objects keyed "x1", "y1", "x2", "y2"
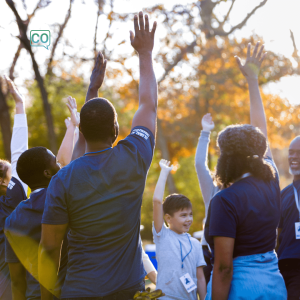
[
  {"x1": 152, "y1": 222, "x2": 168, "y2": 244},
  {"x1": 195, "y1": 240, "x2": 206, "y2": 267}
]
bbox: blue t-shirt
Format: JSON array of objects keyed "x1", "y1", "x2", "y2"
[
  {"x1": 42, "y1": 126, "x2": 155, "y2": 298},
  {"x1": 0, "y1": 177, "x2": 26, "y2": 298},
  {"x1": 205, "y1": 158, "x2": 280, "y2": 260},
  {"x1": 5, "y1": 188, "x2": 68, "y2": 300},
  {"x1": 277, "y1": 179, "x2": 300, "y2": 260}
]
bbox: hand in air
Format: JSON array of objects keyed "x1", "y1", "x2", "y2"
[
  {"x1": 4, "y1": 75, "x2": 25, "y2": 105},
  {"x1": 65, "y1": 96, "x2": 79, "y2": 128},
  {"x1": 90, "y1": 52, "x2": 107, "y2": 90},
  {"x1": 130, "y1": 11, "x2": 157, "y2": 55},
  {"x1": 201, "y1": 113, "x2": 215, "y2": 132},
  {"x1": 159, "y1": 159, "x2": 173, "y2": 174},
  {"x1": 235, "y1": 42, "x2": 266, "y2": 80}
]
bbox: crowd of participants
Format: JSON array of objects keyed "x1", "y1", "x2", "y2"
[{"x1": 0, "y1": 11, "x2": 299, "y2": 300}]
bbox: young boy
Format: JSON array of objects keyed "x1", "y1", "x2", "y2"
[{"x1": 153, "y1": 159, "x2": 206, "y2": 300}]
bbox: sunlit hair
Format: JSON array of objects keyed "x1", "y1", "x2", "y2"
[
  {"x1": 214, "y1": 124, "x2": 276, "y2": 188},
  {"x1": 0, "y1": 159, "x2": 9, "y2": 185},
  {"x1": 163, "y1": 193, "x2": 192, "y2": 216},
  {"x1": 80, "y1": 98, "x2": 118, "y2": 143}
]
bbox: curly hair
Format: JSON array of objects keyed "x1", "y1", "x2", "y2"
[{"x1": 214, "y1": 124, "x2": 276, "y2": 188}]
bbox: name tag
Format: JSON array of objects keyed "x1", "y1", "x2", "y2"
[
  {"x1": 180, "y1": 273, "x2": 197, "y2": 293},
  {"x1": 295, "y1": 222, "x2": 300, "y2": 239}
]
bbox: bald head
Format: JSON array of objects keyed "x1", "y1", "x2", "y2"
[{"x1": 289, "y1": 136, "x2": 300, "y2": 177}]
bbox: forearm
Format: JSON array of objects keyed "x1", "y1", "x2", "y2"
[
  {"x1": 212, "y1": 267, "x2": 233, "y2": 300},
  {"x1": 248, "y1": 78, "x2": 267, "y2": 137},
  {"x1": 139, "y1": 53, "x2": 157, "y2": 109},
  {"x1": 85, "y1": 86, "x2": 98, "y2": 103},
  {"x1": 15, "y1": 102, "x2": 25, "y2": 115},
  {"x1": 57, "y1": 124, "x2": 76, "y2": 167},
  {"x1": 147, "y1": 271, "x2": 157, "y2": 284},
  {"x1": 38, "y1": 245, "x2": 61, "y2": 300},
  {"x1": 71, "y1": 131, "x2": 86, "y2": 160},
  {"x1": 197, "y1": 276, "x2": 206, "y2": 300}
]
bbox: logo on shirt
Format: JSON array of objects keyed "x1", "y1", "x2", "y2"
[
  {"x1": 7, "y1": 181, "x2": 15, "y2": 190},
  {"x1": 131, "y1": 129, "x2": 150, "y2": 140}
]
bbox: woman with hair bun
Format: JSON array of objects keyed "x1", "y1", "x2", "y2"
[{"x1": 204, "y1": 43, "x2": 287, "y2": 300}]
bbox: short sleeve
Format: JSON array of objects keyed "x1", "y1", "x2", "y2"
[
  {"x1": 42, "y1": 175, "x2": 69, "y2": 225},
  {"x1": 153, "y1": 223, "x2": 169, "y2": 244},
  {"x1": 208, "y1": 194, "x2": 238, "y2": 238},
  {"x1": 122, "y1": 126, "x2": 155, "y2": 168},
  {"x1": 5, "y1": 237, "x2": 19, "y2": 263},
  {"x1": 5, "y1": 177, "x2": 27, "y2": 209},
  {"x1": 195, "y1": 240, "x2": 206, "y2": 267}
]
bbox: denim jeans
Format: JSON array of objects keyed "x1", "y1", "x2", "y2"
[{"x1": 63, "y1": 280, "x2": 145, "y2": 300}]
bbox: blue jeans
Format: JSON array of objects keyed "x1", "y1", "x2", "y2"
[
  {"x1": 63, "y1": 280, "x2": 145, "y2": 300},
  {"x1": 206, "y1": 251, "x2": 287, "y2": 300}
]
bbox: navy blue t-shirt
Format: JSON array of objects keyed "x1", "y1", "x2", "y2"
[
  {"x1": 5, "y1": 188, "x2": 68, "y2": 300},
  {"x1": 0, "y1": 177, "x2": 26, "y2": 298},
  {"x1": 42, "y1": 126, "x2": 155, "y2": 298},
  {"x1": 277, "y1": 179, "x2": 300, "y2": 260},
  {"x1": 205, "y1": 158, "x2": 280, "y2": 260}
]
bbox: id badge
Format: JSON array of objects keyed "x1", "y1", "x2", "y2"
[
  {"x1": 180, "y1": 273, "x2": 197, "y2": 293},
  {"x1": 295, "y1": 222, "x2": 300, "y2": 239}
]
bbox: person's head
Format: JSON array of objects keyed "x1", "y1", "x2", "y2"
[
  {"x1": 163, "y1": 194, "x2": 193, "y2": 234},
  {"x1": 17, "y1": 147, "x2": 60, "y2": 190},
  {"x1": 79, "y1": 98, "x2": 119, "y2": 145},
  {"x1": 0, "y1": 160, "x2": 12, "y2": 196},
  {"x1": 288, "y1": 136, "x2": 300, "y2": 178},
  {"x1": 215, "y1": 124, "x2": 276, "y2": 188}
]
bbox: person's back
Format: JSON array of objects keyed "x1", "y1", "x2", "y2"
[{"x1": 43, "y1": 126, "x2": 154, "y2": 296}]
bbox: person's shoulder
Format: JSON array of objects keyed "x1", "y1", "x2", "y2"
[
  {"x1": 281, "y1": 183, "x2": 293, "y2": 199},
  {"x1": 190, "y1": 236, "x2": 201, "y2": 247},
  {"x1": 118, "y1": 126, "x2": 154, "y2": 147}
]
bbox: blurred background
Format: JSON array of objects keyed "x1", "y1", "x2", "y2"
[{"x1": 0, "y1": 0, "x2": 300, "y2": 241}]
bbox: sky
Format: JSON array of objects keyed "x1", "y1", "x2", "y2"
[{"x1": 0, "y1": 0, "x2": 300, "y2": 105}]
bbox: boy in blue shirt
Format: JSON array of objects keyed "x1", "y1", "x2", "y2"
[
  {"x1": 39, "y1": 12, "x2": 157, "y2": 300},
  {"x1": 153, "y1": 159, "x2": 206, "y2": 300}
]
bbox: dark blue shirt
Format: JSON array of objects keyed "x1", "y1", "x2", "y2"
[
  {"x1": 205, "y1": 158, "x2": 280, "y2": 260},
  {"x1": 5, "y1": 188, "x2": 68, "y2": 300},
  {"x1": 42, "y1": 126, "x2": 155, "y2": 298},
  {"x1": 277, "y1": 179, "x2": 300, "y2": 260},
  {"x1": 0, "y1": 177, "x2": 26, "y2": 299}
]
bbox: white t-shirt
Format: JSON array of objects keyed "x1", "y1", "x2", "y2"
[{"x1": 153, "y1": 223, "x2": 206, "y2": 300}]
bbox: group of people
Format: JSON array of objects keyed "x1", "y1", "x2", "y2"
[{"x1": 0, "y1": 11, "x2": 299, "y2": 300}]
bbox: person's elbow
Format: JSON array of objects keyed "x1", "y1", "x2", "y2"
[{"x1": 217, "y1": 264, "x2": 233, "y2": 280}]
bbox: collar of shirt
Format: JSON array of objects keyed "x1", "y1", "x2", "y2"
[{"x1": 30, "y1": 188, "x2": 45, "y2": 195}]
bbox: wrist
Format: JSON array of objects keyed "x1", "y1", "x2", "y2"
[
  {"x1": 88, "y1": 84, "x2": 99, "y2": 93},
  {"x1": 202, "y1": 128, "x2": 211, "y2": 132},
  {"x1": 138, "y1": 51, "x2": 153, "y2": 58}
]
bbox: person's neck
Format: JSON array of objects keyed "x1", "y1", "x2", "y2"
[
  {"x1": 169, "y1": 226, "x2": 186, "y2": 235},
  {"x1": 293, "y1": 175, "x2": 300, "y2": 182},
  {"x1": 30, "y1": 183, "x2": 49, "y2": 192},
  {"x1": 86, "y1": 140, "x2": 112, "y2": 154}
]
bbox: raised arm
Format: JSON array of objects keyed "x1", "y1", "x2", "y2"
[
  {"x1": 71, "y1": 52, "x2": 107, "y2": 161},
  {"x1": 235, "y1": 42, "x2": 271, "y2": 158},
  {"x1": 195, "y1": 113, "x2": 218, "y2": 207},
  {"x1": 56, "y1": 97, "x2": 79, "y2": 166},
  {"x1": 4, "y1": 76, "x2": 28, "y2": 194},
  {"x1": 153, "y1": 159, "x2": 173, "y2": 233},
  {"x1": 130, "y1": 12, "x2": 157, "y2": 136}
]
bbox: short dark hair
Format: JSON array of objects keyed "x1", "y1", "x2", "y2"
[
  {"x1": 163, "y1": 193, "x2": 192, "y2": 216},
  {"x1": 215, "y1": 124, "x2": 276, "y2": 188},
  {"x1": 17, "y1": 147, "x2": 52, "y2": 187},
  {"x1": 80, "y1": 98, "x2": 117, "y2": 142}
]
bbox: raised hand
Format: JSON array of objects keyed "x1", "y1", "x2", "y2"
[
  {"x1": 89, "y1": 52, "x2": 107, "y2": 91},
  {"x1": 130, "y1": 11, "x2": 157, "y2": 55},
  {"x1": 4, "y1": 75, "x2": 25, "y2": 105},
  {"x1": 159, "y1": 159, "x2": 173, "y2": 174},
  {"x1": 202, "y1": 113, "x2": 215, "y2": 132},
  {"x1": 66, "y1": 96, "x2": 79, "y2": 127},
  {"x1": 235, "y1": 42, "x2": 266, "y2": 80}
]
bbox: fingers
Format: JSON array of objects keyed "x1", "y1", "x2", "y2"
[
  {"x1": 246, "y1": 43, "x2": 251, "y2": 60},
  {"x1": 257, "y1": 44, "x2": 264, "y2": 60},
  {"x1": 259, "y1": 52, "x2": 267, "y2": 64},
  {"x1": 97, "y1": 52, "x2": 103, "y2": 70},
  {"x1": 252, "y1": 42, "x2": 259, "y2": 58},
  {"x1": 151, "y1": 21, "x2": 157, "y2": 38},
  {"x1": 130, "y1": 30, "x2": 134, "y2": 43},
  {"x1": 145, "y1": 14, "x2": 149, "y2": 32},
  {"x1": 139, "y1": 11, "x2": 144, "y2": 31},
  {"x1": 235, "y1": 56, "x2": 243, "y2": 69},
  {"x1": 66, "y1": 102, "x2": 72, "y2": 114},
  {"x1": 134, "y1": 14, "x2": 139, "y2": 33}
]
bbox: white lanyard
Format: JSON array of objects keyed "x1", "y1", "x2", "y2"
[{"x1": 293, "y1": 185, "x2": 300, "y2": 222}]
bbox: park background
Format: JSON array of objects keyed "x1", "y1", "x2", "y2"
[{"x1": 0, "y1": 0, "x2": 300, "y2": 240}]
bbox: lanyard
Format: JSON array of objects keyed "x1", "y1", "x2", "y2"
[
  {"x1": 84, "y1": 147, "x2": 112, "y2": 156},
  {"x1": 179, "y1": 234, "x2": 192, "y2": 269},
  {"x1": 293, "y1": 184, "x2": 300, "y2": 222}
]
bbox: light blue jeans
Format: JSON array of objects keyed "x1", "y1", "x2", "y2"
[{"x1": 205, "y1": 251, "x2": 287, "y2": 300}]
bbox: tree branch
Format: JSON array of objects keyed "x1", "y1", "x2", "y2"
[
  {"x1": 9, "y1": 42, "x2": 23, "y2": 81},
  {"x1": 221, "y1": 0, "x2": 235, "y2": 25}
]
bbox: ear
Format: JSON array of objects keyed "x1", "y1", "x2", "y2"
[
  {"x1": 164, "y1": 214, "x2": 172, "y2": 224},
  {"x1": 43, "y1": 169, "x2": 52, "y2": 179}
]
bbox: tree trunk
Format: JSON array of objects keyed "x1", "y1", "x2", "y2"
[
  {"x1": 157, "y1": 119, "x2": 177, "y2": 194},
  {"x1": 0, "y1": 83, "x2": 12, "y2": 160}
]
